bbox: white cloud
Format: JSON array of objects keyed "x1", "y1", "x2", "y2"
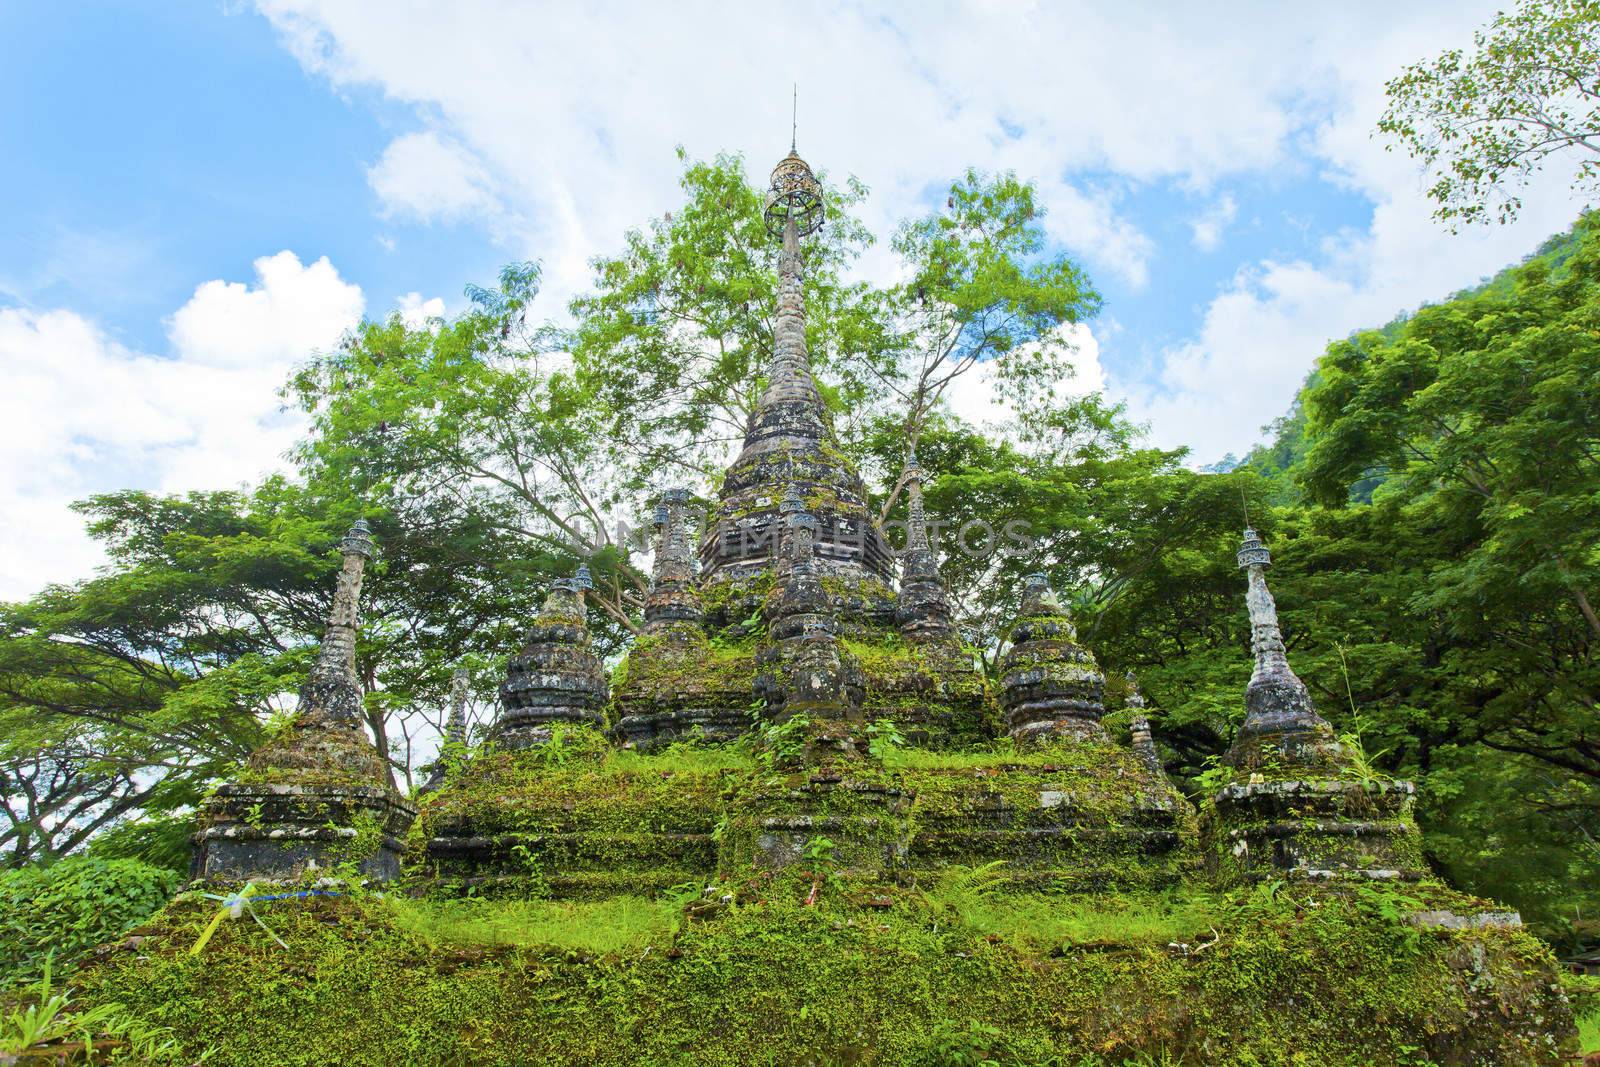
[
  {"x1": 397, "y1": 291, "x2": 445, "y2": 328},
  {"x1": 368, "y1": 130, "x2": 503, "y2": 225},
  {"x1": 0, "y1": 252, "x2": 363, "y2": 599},
  {"x1": 168, "y1": 250, "x2": 362, "y2": 367},
  {"x1": 258, "y1": 0, "x2": 1353, "y2": 302},
  {"x1": 944, "y1": 324, "x2": 1106, "y2": 431},
  {"x1": 1123, "y1": 13, "x2": 1590, "y2": 462},
  {"x1": 1190, "y1": 195, "x2": 1238, "y2": 252}
]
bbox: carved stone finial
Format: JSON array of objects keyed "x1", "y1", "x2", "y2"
[
  {"x1": 1019, "y1": 572, "x2": 1067, "y2": 622},
  {"x1": 1125, "y1": 671, "x2": 1147, "y2": 711},
  {"x1": 300, "y1": 520, "x2": 377, "y2": 728},
  {"x1": 421, "y1": 668, "x2": 472, "y2": 794},
  {"x1": 896, "y1": 451, "x2": 958, "y2": 644},
  {"x1": 904, "y1": 455, "x2": 930, "y2": 555},
  {"x1": 1130, "y1": 715, "x2": 1164, "y2": 776},
  {"x1": 763, "y1": 151, "x2": 824, "y2": 238}
]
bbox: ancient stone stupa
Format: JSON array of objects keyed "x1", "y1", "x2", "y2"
[
  {"x1": 412, "y1": 145, "x2": 1190, "y2": 892},
  {"x1": 129, "y1": 141, "x2": 1572, "y2": 1064},
  {"x1": 1201, "y1": 526, "x2": 1423, "y2": 882},
  {"x1": 194, "y1": 520, "x2": 415, "y2": 880}
]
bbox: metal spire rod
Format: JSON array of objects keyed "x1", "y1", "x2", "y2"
[{"x1": 791, "y1": 84, "x2": 797, "y2": 152}]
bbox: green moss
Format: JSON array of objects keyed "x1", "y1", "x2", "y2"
[
  {"x1": 617, "y1": 634, "x2": 757, "y2": 697},
  {"x1": 69, "y1": 879, "x2": 1576, "y2": 1065},
  {"x1": 409, "y1": 738, "x2": 752, "y2": 898}
]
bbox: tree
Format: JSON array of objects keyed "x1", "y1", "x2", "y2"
[
  {"x1": 0, "y1": 477, "x2": 542, "y2": 865},
  {"x1": 874, "y1": 169, "x2": 1101, "y2": 517},
  {"x1": 1300, "y1": 211, "x2": 1600, "y2": 781},
  {"x1": 1379, "y1": 0, "x2": 1600, "y2": 228},
  {"x1": 291, "y1": 152, "x2": 1100, "y2": 625}
]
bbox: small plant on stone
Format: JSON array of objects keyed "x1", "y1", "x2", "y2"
[
  {"x1": 865, "y1": 718, "x2": 905, "y2": 761},
  {"x1": 509, "y1": 843, "x2": 553, "y2": 898},
  {"x1": 758, "y1": 714, "x2": 811, "y2": 772},
  {"x1": 0, "y1": 959, "x2": 180, "y2": 1062},
  {"x1": 924, "y1": 1017, "x2": 1008, "y2": 1066},
  {"x1": 1192, "y1": 753, "x2": 1231, "y2": 793},
  {"x1": 801, "y1": 834, "x2": 839, "y2": 906}
]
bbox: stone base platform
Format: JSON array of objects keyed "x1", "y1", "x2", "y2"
[{"x1": 194, "y1": 782, "x2": 415, "y2": 882}]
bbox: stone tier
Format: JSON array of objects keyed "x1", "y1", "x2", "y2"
[
  {"x1": 410, "y1": 736, "x2": 729, "y2": 898},
  {"x1": 1202, "y1": 778, "x2": 1425, "y2": 884},
  {"x1": 699, "y1": 435, "x2": 898, "y2": 572},
  {"x1": 415, "y1": 736, "x2": 1194, "y2": 893},
  {"x1": 195, "y1": 783, "x2": 415, "y2": 882},
  {"x1": 614, "y1": 633, "x2": 755, "y2": 749},
  {"x1": 720, "y1": 773, "x2": 913, "y2": 875},
  {"x1": 855, "y1": 639, "x2": 995, "y2": 748}
]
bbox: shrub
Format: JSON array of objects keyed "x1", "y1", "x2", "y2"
[{"x1": 0, "y1": 856, "x2": 180, "y2": 989}]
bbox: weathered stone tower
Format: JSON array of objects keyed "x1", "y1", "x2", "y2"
[
  {"x1": 1201, "y1": 527, "x2": 1423, "y2": 882},
  {"x1": 494, "y1": 565, "x2": 609, "y2": 749},
  {"x1": 412, "y1": 144, "x2": 1190, "y2": 892},
  {"x1": 194, "y1": 521, "x2": 415, "y2": 881}
]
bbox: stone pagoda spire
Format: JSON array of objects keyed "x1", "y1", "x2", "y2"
[
  {"x1": 896, "y1": 445, "x2": 959, "y2": 643},
  {"x1": 246, "y1": 518, "x2": 386, "y2": 780},
  {"x1": 421, "y1": 667, "x2": 471, "y2": 794},
  {"x1": 1223, "y1": 527, "x2": 1337, "y2": 768},
  {"x1": 616, "y1": 491, "x2": 746, "y2": 749},
  {"x1": 1125, "y1": 673, "x2": 1164, "y2": 776},
  {"x1": 1202, "y1": 528, "x2": 1423, "y2": 884},
  {"x1": 999, "y1": 573, "x2": 1107, "y2": 744},
  {"x1": 495, "y1": 564, "x2": 609, "y2": 748},
  {"x1": 196, "y1": 519, "x2": 415, "y2": 882},
  {"x1": 698, "y1": 146, "x2": 896, "y2": 593},
  {"x1": 298, "y1": 519, "x2": 375, "y2": 729},
  {"x1": 643, "y1": 488, "x2": 703, "y2": 633}
]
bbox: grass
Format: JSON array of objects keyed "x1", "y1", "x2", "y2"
[
  {"x1": 878, "y1": 739, "x2": 1073, "y2": 772},
  {"x1": 387, "y1": 894, "x2": 689, "y2": 954},
  {"x1": 603, "y1": 742, "x2": 755, "y2": 775},
  {"x1": 922, "y1": 863, "x2": 1223, "y2": 950},
  {"x1": 1580, "y1": 1008, "x2": 1600, "y2": 1054}
]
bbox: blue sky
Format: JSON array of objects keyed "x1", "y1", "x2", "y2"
[{"x1": 1, "y1": 1, "x2": 1589, "y2": 598}]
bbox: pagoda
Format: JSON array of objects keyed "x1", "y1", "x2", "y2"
[
  {"x1": 411, "y1": 144, "x2": 1189, "y2": 892},
  {"x1": 77, "y1": 140, "x2": 1575, "y2": 1067}
]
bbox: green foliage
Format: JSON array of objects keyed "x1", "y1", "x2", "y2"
[
  {"x1": 1582, "y1": 1010, "x2": 1600, "y2": 1056},
  {"x1": 878, "y1": 168, "x2": 1101, "y2": 463},
  {"x1": 923, "y1": 1017, "x2": 1010, "y2": 1066},
  {"x1": 388, "y1": 896, "x2": 682, "y2": 953},
  {"x1": 1378, "y1": 0, "x2": 1600, "y2": 228},
  {"x1": 0, "y1": 958, "x2": 182, "y2": 1062},
  {"x1": 0, "y1": 857, "x2": 180, "y2": 990},
  {"x1": 65, "y1": 881, "x2": 1575, "y2": 1064},
  {"x1": 865, "y1": 718, "x2": 906, "y2": 761},
  {"x1": 756, "y1": 713, "x2": 811, "y2": 772},
  {"x1": 925, "y1": 866, "x2": 1222, "y2": 951}
]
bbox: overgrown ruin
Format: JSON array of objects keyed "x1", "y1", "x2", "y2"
[{"x1": 76, "y1": 147, "x2": 1580, "y2": 1065}]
